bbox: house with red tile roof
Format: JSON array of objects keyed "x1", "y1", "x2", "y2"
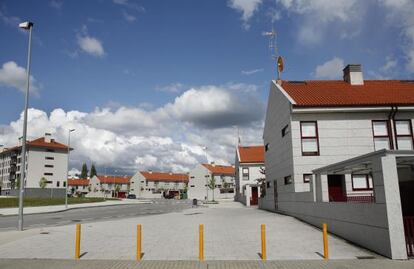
[
  {"x1": 262, "y1": 64, "x2": 414, "y2": 259},
  {"x1": 130, "y1": 171, "x2": 189, "y2": 198},
  {"x1": 188, "y1": 163, "x2": 235, "y2": 201},
  {"x1": 68, "y1": 178, "x2": 90, "y2": 196},
  {"x1": 235, "y1": 145, "x2": 265, "y2": 206},
  {"x1": 88, "y1": 175, "x2": 131, "y2": 198},
  {"x1": 0, "y1": 133, "x2": 70, "y2": 196}
]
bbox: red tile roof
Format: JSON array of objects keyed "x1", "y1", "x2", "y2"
[
  {"x1": 202, "y1": 164, "x2": 235, "y2": 175},
  {"x1": 97, "y1": 175, "x2": 131, "y2": 184},
  {"x1": 238, "y1": 145, "x2": 265, "y2": 163},
  {"x1": 140, "y1": 171, "x2": 189, "y2": 182},
  {"x1": 280, "y1": 80, "x2": 414, "y2": 107},
  {"x1": 0, "y1": 137, "x2": 69, "y2": 154},
  {"x1": 68, "y1": 179, "x2": 89, "y2": 186}
]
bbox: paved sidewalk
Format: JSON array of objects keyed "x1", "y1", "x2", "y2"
[
  {"x1": 0, "y1": 259, "x2": 413, "y2": 269},
  {"x1": 0, "y1": 202, "x2": 376, "y2": 260},
  {"x1": 0, "y1": 199, "x2": 152, "y2": 216}
]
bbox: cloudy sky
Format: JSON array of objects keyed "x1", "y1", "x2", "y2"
[{"x1": 1, "y1": 0, "x2": 414, "y2": 175}]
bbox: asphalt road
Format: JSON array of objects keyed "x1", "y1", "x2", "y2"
[{"x1": 0, "y1": 199, "x2": 192, "y2": 231}]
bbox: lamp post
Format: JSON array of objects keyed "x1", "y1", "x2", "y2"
[
  {"x1": 202, "y1": 146, "x2": 209, "y2": 201},
  {"x1": 65, "y1": 129, "x2": 75, "y2": 209},
  {"x1": 17, "y1": 21, "x2": 34, "y2": 231}
]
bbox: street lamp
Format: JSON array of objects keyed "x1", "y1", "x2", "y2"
[
  {"x1": 202, "y1": 146, "x2": 209, "y2": 201},
  {"x1": 17, "y1": 21, "x2": 34, "y2": 231},
  {"x1": 65, "y1": 129, "x2": 75, "y2": 209}
]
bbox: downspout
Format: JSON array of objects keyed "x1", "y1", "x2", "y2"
[{"x1": 388, "y1": 106, "x2": 398, "y2": 150}]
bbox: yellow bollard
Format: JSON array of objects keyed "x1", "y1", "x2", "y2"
[
  {"x1": 137, "y1": 224, "x2": 142, "y2": 261},
  {"x1": 75, "y1": 224, "x2": 81, "y2": 259},
  {"x1": 323, "y1": 223, "x2": 329, "y2": 260},
  {"x1": 199, "y1": 224, "x2": 204, "y2": 261},
  {"x1": 261, "y1": 224, "x2": 267, "y2": 261}
]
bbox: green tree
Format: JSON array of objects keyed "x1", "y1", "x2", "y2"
[
  {"x1": 207, "y1": 177, "x2": 216, "y2": 201},
  {"x1": 39, "y1": 177, "x2": 47, "y2": 189},
  {"x1": 89, "y1": 164, "x2": 97, "y2": 178},
  {"x1": 80, "y1": 163, "x2": 88, "y2": 179}
]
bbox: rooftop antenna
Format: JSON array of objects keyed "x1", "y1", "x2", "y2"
[{"x1": 264, "y1": 25, "x2": 284, "y2": 81}]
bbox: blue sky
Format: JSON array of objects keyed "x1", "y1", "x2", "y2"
[{"x1": 0, "y1": 0, "x2": 413, "y2": 174}]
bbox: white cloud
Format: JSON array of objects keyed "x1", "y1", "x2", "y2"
[
  {"x1": 0, "y1": 10, "x2": 20, "y2": 27},
  {"x1": 241, "y1": 68, "x2": 264, "y2": 75},
  {"x1": 113, "y1": 0, "x2": 145, "y2": 12},
  {"x1": 379, "y1": 0, "x2": 414, "y2": 73},
  {"x1": 0, "y1": 61, "x2": 39, "y2": 94},
  {"x1": 77, "y1": 35, "x2": 105, "y2": 57},
  {"x1": 228, "y1": 0, "x2": 263, "y2": 30},
  {"x1": 123, "y1": 11, "x2": 136, "y2": 22},
  {"x1": 155, "y1": 83, "x2": 186, "y2": 93},
  {"x1": 276, "y1": 0, "x2": 361, "y2": 45},
  {"x1": 314, "y1": 57, "x2": 344, "y2": 79},
  {"x1": 50, "y1": 0, "x2": 63, "y2": 9},
  {"x1": 0, "y1": 83, "x2": 264, "y2": 174}
]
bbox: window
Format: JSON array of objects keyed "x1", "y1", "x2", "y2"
[
  {"x1": 352, "y1": 174, "x2": 373, "y2": 191},
  {"x1": 265, "y1": 143, "x2": 269, "y2": 152},
  {"x1": 395, "y1": 120, "x2": 413, "y2": 150},
  {"x1": 300, "y1": 121, "x2": 319, "y2": 156},
  {"x1": 44, "y1": 172, "x2": 53, "y2": 176},
  {"x1": 190, "y1": 185, "x2": 195, "y2": 187},
  {"x1": 44, "y1": 164, "x2": 54, "y2": 168},
  {"x1": 303, "y1": 174, "x2": 312, "y2": 183},
  {"x1": 372, "y1": 120, "x2": 392, "y2": 150},
  {"x1": 281, "y1": 124, "x2": 289, "y2": 137},
  {"x1": 145, "y1": 181, "x2": 148, "y2": 186},
  {"x1": 284, "y1": 175, "x2": 292, "y2": 185},
  {"x1": 266, "y1": 181, "x2": 270, "y2": 188},
  {"x1": 63, "y1": 181, "x2": 66, "y2": 187},
  {"x1": 242, "y1": 167, "x2": 249, "y2": 181},
  {"x1": 46, "y1": 149, "x2": 55, "y2": 152},
  {"x1": 190, "y1": 176, "x2": 195, "y2": 179},
  {"x1": 56, "y1": 181, "x2": 60, "y2": 187},
  {"x1": 45, "y1": 157, "x2": 54, "y2": 160}
]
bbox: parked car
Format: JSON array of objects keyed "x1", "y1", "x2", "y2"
[{"x1": 126, "y1": 194, "x2": 136, "y2": 199}]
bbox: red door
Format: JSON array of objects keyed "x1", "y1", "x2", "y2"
[
  {"x1": 250, "y1": 187, "x2": 258, "y2": 205},
  {"x1": 328, "y1": 175, "x2": 346, "y2": 202}
]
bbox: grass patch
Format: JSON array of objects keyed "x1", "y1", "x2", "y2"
[{"x1": 0, "y1": 197, "x2": 113, "y2": 208}]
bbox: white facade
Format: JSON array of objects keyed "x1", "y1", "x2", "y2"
[
  {"x1": 130, "y1": 171, "x2": 188, "y2": 198},
  {"x1": 87, "y1": 175, "x2": 130, "y2": 198},
  {"x1": 0, "y1": 135, "x2": 69, "y2": 194},
  {"x1": 262, "y1": 78, "x2": 414, "y2": 259},
  {"x1": 188, "y1": 164, "x2": 235, "y2": 201}
]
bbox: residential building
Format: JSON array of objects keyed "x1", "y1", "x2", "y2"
[
  {"x1": 261, "y1": 64, "x2": 414, "y2": 259},
  {"x1": 188, "y1": 163, "x2": 235, "y2": 201},
  {"x1": 130, "y1": 171, "x2": 188, "y2": 198},
  {"x1": 235, "y1": 145, "x2": 265, "y2": 206},
  {"x1": 68, "y1": 178, "x2": 90, "y2": 196},
  {"x1": 87, "y1": 175, "x2": 131, "y2": 198},
  {"x1": 0, "y1": 133, "x2": 70, "y2": 196}
]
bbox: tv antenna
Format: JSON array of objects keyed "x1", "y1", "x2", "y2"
[{"x1": 264, "y1": 26, "x2": 284, "y2": 80}]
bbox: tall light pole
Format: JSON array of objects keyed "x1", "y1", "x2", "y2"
[
  {"x1": 202, "y1": 146, "x2": 209, "y2": 201},
  {"x1": 17, "y1": 21, "x2": 34, "y2": 231},
  {"x1": 65, "y1": 129, "x2": 75, "y2": 209}
]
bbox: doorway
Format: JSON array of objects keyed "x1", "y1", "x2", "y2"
[
  {"x1": 328, "y1": 174, "x2": 346, "y2": 202},
  {"x1": 250, "y1": 186, "x2": 258, "y2": 205}
]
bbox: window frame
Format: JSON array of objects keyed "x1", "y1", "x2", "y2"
[
  {"x1": 284, "y1": 175, "x2": 292, "y2": 185},
  {"x1": 300, "y1": 121, "x2": 320, "y2": 156},
  {"x1": 242, "y1": 167, "x2": 249, "y2": 181},
  {"x1": 372, "y1": 120, "x2": 393, "y2": 150},
  {"x1": 394, "y1": 119, "x2": 414, "y2": 150},
  {"x1": 303, "y1": 174, "x2": 312, "y2": 183},
  {"x1": 351, "y1": 174, "x2": 373, "y2": 191}
]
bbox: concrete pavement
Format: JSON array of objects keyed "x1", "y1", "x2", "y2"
[
  {"x1": 0, "y1": 201, "x2": 376, "y2": 260},
  {"x1": 0, "y1": 259, "x2": 413, "y2": 269},
  {"x1": 0, "y1": 198, "x2": 153, "y2": 216}
]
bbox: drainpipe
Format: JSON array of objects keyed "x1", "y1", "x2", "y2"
[{"x1": 388, "y1": 106, "x2": 398, "y2": 150}]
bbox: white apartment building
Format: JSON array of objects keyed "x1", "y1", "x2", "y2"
[
  {"x1": 188, "y1": 163, "x2": 235, "y2": 201},
  {"x1": 0, "y1": 133, "x2": 69, "y2": 195},
  {"x1": 130, "y1": 171, "x2": 188, "y2": 198},
  {"x1": 261, "y1": 64, "x2": 414, "y2": 259},
  {"x1": 88, "y1": 175, "x2": 131, "y2": 198},
  {"x1": 235, "y1": 145, "x2": 265, "y2": 206}
]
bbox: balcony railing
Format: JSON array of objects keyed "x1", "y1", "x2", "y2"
[{"x1": 346, "y1": 194, "x2": 375, "y2": 203}]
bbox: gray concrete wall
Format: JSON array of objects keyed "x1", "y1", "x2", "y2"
[{"x1": 2, "y1": 188, "x2": 66, "y2": 198}]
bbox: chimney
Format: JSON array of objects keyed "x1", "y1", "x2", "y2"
[
  {"x1": 343, "y1": 64, "x2": 364, "y2": 85},
  {"x1": 44, "y1": 133, "x2": 52, "y2": 143},
  {"x1": 210, "y1": 162, "x2": 215, "y2": 167},
  {"x1": 149, "y1": 170, "x2": 153, "y2": 174}
]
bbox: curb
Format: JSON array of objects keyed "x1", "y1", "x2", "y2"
[{"x1": 0, "y1": 200, "x2": 154, "y2": 217}]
